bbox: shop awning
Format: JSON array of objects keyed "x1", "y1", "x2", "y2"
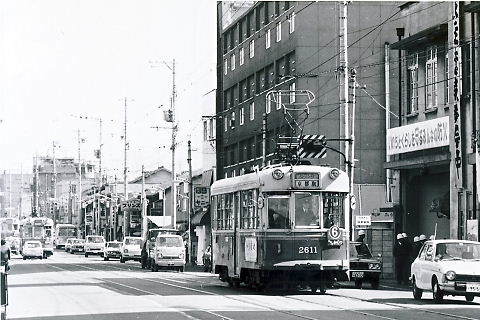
[
  {"x1": 201, "y1": 170, "x2": 213, "y2": 187},
  {"x1": 147, "y1": 216, "x2": 172, "y2": 227},
  {"x1": 384, "y1": 153, "x2": 450, "y2": 170},
  {"x1": 390, "y1": 23, "x2": 447, "y2": 50},
  {"x1": 191, "y1": 209, "x2": 209, "y2": 226}
]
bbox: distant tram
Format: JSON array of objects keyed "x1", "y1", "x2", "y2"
[
  {"x1": 210, "y1": 164, "x2": 350, "y2": 293},
  {"x1": 19, "y1": 217, "x2": 54, "y2": 258},
  {"x1": 54, "y1": 224, "x2": 78, "y2": 248}
]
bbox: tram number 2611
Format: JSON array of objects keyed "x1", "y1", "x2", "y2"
[{"x1": 298, "y1": 246, "x2": 318, "y2": 254}]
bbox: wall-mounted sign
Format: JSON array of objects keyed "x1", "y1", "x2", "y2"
[
  {"x1": 452, "y1": 1, "x2": 462, "y2": 170},
  {"x1": 355, "y1": 215, "x2": 371, "y2": 227},
  {"x1": 121, "y1": 199, "x2": 141, "y2": 211},
  {"x1": 194, "y1": 186, "x2": 210, "y2": 208},
  {"x1": 386, "y1": 116, "x2": 449, "y2": 155}
]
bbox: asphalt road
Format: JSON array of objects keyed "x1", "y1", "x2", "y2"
[{"x1": 4, "y1": 250, "x2": 480, "y2": 320}]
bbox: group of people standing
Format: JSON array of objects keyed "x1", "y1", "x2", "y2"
[{"x1": 393, "y1": 233, "x2": 429, "y2": 284}]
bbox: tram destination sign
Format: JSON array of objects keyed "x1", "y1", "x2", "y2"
[{"x1": 292, "y1": 172, "x2": 320, "y2": 189}]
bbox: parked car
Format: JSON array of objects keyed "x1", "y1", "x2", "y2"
[
  {"x1": 348, "y1": 242, "x2": 382, "y2": 289},
  {"x1": 22, "y1": 240, "x2": 44, "y2": 260},
  {"x1": 84, "y1": 235, "x2": 105, "y2": 257},
  {"x1": 104, "y1": 241, "x2": 122, "y2": 261},
  {"x1": 411, "y1": 240, "x2": 480, "y2": 303},
  {"x1": 64, "y1": 238, "x2": 77, "y2": 253},
  {"x1": 202, "y1": 245, "x2": 212, "y2": 272},
  {"x1": 70, "y1": 239, "x2": 85, "y2": 254},
  {"x1": 151, "y1": 234, "x2": 185, "y2": 272},
  {"x1": 120, "y1": 237, "x2": 142, "y2": 263}
]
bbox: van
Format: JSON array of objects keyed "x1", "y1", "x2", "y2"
[
  {"x1": 151, "y1": 234, "x2": 185, "y2": 272},
  {"x1": 84, "y1": 235, "x2": 105, "y2": 257}
]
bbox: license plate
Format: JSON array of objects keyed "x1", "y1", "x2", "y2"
[
  {"x1": 351, "y1": 271, "x2": 364, "y2": 279},
  {"x1": 168, "y1": 262, "x2": 174, "y2": 266},
  {"x1": 466, "y1": 283, "x2": 480, "y2": 293}
]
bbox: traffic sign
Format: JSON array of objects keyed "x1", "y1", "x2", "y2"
[
  {"x1": 297, "y1": 134, "x2": 327, "y2": 158},
  {"x1": 355, "y1": 215, "x2": 371, "y2": 227}
]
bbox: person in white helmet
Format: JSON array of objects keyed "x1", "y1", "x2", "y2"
[
  {"x1": 412, "y1": 236, "x2": 421, "y2": 260},
  {"x1": 355, "y1": 230, "x2": 371, "y2": 257},
  {"x1": 393, "y1": 233, "x2": 409, "y2": 284}
]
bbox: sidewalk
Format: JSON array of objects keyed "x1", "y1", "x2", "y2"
[{"x1": 379, "y1": 279, "x2": 412, "y2": 291}]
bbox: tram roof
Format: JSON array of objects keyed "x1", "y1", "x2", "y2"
[{"x1": 211, "y1": 165, "x2": 348, "y2": 195}]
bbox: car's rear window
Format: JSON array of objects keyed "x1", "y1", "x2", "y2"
[
  {"x1": 157, "y1": 236, "x2": 182, "y2": 247},
  {"x1": 107, "y1": 243, "x2": 121, "y2": 248},
  {"x1": 124, "y1": 238, "x2": 142, "y2": 246},
  {"x1": 87, "y1": 236, "x2": 104, "y2": 243},
  {"x1": 26, "y1": 242, "x2": 41, "y2": 248}
]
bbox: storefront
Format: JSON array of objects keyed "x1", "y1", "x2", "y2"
[{"x1": 386, "y1": 116, "x2": 451, "y2": 239}]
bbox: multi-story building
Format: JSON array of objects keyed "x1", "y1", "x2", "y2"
[
  {"x1": 216, "y1": 1, "x2": 400, "y2": 182},
  {"x1": 0, "y1": 171, "x2": 32, "y2": 218},
  {"x1": 388, "y1": 1, "x2": 480, "y2": 241}
]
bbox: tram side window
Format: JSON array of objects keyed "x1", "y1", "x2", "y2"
[
  {"x1": 323, "y1": 192, "x2": 345, "y2": 228},
  {"x1": 268, "y1": 197, "x2": 290, "y2": 229},
  {"x1": 215, "y1": 194, "x2": 234, "y2": 230},
  {"x1": 294, "y1": 193, "x2": 320, "y2": 227},
  {"x1": 241, "y1": 190, "x2": 258, "y2": 229}
]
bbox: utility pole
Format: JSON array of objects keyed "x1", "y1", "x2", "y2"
[
  {"x1": 349, "y1": 68, "x2": 357, "y2": 232},
  {"x1": 114, "y1": 175, "x2": 118, "y2": 241},
  {"x1": 19, "y1": 165, "x2": 23, "y2": 219},
  {"x1": 262, "y1": 113, "x2": 267, "y2": 167},
  {"x1": 97, "y1": 118, "x2": 103, "y2": 236},
  {"x1": 123, "y1": 97, "x2": 129, "y2": 238},
  {"x1": 141, "y1": 165, "x2": 147, "y2": 240},
  {"x1": 34, "y1": 155, "x2": 39, "y2": 217},
  {"x1": 170, "y1": 60, "x2": 177, "y2": 229},
  {"x1": 52, "y1": 141, "x2": 57, "y2": 224},
  {"x1": 187, "y1": 140, "x2": 193, "y2": 264},
  {"x1": 77, "y1": 129, "x2": 84, "y2": 237}
]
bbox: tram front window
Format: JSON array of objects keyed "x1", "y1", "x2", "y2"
[
  {"x1": 268, "y1": 197, "x2": 290, "y2": 229},
  {"x1": 294, "y1": 193, "x2": 320, "y2": 227}
]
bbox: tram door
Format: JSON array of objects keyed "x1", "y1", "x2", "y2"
[{"x1": 233, "y1": 192, "x2": 240, "y2": 276}]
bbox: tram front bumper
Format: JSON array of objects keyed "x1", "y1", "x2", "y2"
[{"x1": 273, "y1": 260, "x2": 348, "y2": 270}]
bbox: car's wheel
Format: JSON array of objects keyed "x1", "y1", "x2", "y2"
[
  {"x1": 23, "y1": 256, "x2": 26, "y2": 260},
  {"x1": 104, "y1": 257, "x2": 109, "y2": 261},
  {"x1": 180, "y1": 266, "x2": 184, "y2": 272},
  {"x1": 153, "y1": 264, "x2": 158, "y2": 272},
  {"x1": 354, "y1": 279, "x2": 362, "y2": 289},
  {"x1": 465, "y1": 294, "x2": 475, "y2": 302},
  {"x1": 432, "y1": 279, "x2": 444, "y2": 303},
  {"x1": 412, "y1": 277, "x2": 423, "y2": 300},
  {"x1": 120, "y1": 257, "x2": 125, "y2": 263},
  {"x1": 85, "y1": 253, "x2": 88, "y2": 258}
]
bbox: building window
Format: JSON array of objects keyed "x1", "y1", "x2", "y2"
[
  {"x1": 266, "y1": 94, "x2": 272, "y2": 114},
  {"x1": 407, "y1": 53, "x2": 418, "y2": 114},
  {"x1": 289, "y1": 82, "x2": 296, "y2": 103},
  {"x1": 240, "y1": 107, "x2": 244, "y2": 125},
  {"x1": 239, "y1": 48, "x2": 244, "y2": 66},
  {"x1": 444, "y1": 49, "x2": 449, "y2": 105},
  {"x1": 209, "y1": 118, "x2": 214, "y2": 139},
  {"x1": 203, "y1": 121, "x2": 208, "y2": 141},
  {"x1": 266, "y1": 29, "x2": 271, "y2": 49},
  {"x1": 249, "y1": 101, "x2": 255, "y2": 120},
  {"x1": 231, "y1": 111, "x2": 236, "y2": 129},
  {"x1": 224, "y1": 116, "x2": 228, "y2": 132},
  {"x1": 249, "y1": 39, "x2": 255, "y2": 58},
  {"x1": 275, "y1": 2, "x2": 280, "y2": 17},
  {"x1": 289, "y1": 12, "x2": 295, "y2": 34},
  {"x1": 231, "y1": 54, "x2": 236, "y2": 71},
  {"x1": 425, "y1": 46, "x2": 437, "y2": 109},
  {"x1": 276, "y1": 22, "x2": 282, "y2": 42},
  {"x1": 224, "y1": 59, "x2": 227, "y2": 75}
]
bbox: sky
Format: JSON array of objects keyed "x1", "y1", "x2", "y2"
[{"x1": 0, "y1": 0, "x2": 217, "y2": 180}]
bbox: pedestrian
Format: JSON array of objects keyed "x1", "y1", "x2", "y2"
[
  {"x1": 355, "y1": 230, "x2": 372, "y2": 258},
  {"x1": 0, "y1": 239, "x2": 11, "y2": 271},
  {"x1": 401, "y1": 233, "x2": 412, "y2": 284},
  {"x1": 393, "y1": 233, "x2": 406, "y2": 285}
]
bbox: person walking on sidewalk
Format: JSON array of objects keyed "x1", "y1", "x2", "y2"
[{"x1": 0, "y1": 240, "x2": 10, "y2": 272}]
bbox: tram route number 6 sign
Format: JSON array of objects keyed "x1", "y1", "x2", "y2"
[
  {"x1": 245, "y1": 237, "x2": 257, "y2": 262},
  {"x1": 327, "y1": 226, "x2": 343, "y2": 246}
]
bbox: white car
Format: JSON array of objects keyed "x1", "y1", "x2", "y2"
[
  {"x1": 120, "y1": 237, "x2": 143, "y2": 263},
  {"x1": 64, "y1": 238, "x2": 77, "y2": 252},
  {"x1": 84, "y1": 235, "x2": 105, "y2": 257},
  {"x1": 22, "y1": 240, "x2": 44, "y2": 260},
  {"x1": 151, "y1": 234, "x2": 185, "y2": 272},
  {"x1": 411, "y1": 239, "x2": 480, "y2": 303}
]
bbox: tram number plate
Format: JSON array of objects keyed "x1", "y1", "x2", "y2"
[
  {"x1": 466, "y1": 283, "x2": 480, "y2": 292},
  {"x1": 351, "y1": 271, "x2": 364, "y2": 279}
]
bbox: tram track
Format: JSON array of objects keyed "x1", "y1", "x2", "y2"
[{"x1": 46, "y1": 261, "x2": 431, "y2": 320}]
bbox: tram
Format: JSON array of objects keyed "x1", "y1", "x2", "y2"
[
  {"x1": 210, "y1": 164, "x2": 350, "y2": 293},
  {"x1": 18, "y1": 217, "x2": 54, "y2": 258}
]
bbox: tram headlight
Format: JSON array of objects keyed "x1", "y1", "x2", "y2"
[
  {"x1": 329, "y1": 168, "x2": 340, "y2": 179},
  {"x1": 445, "y1": 270, "x2": 456, "y2": 281},
  {"x1": 272, "y1": 169, "x2": 284, "y2": 180}
]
